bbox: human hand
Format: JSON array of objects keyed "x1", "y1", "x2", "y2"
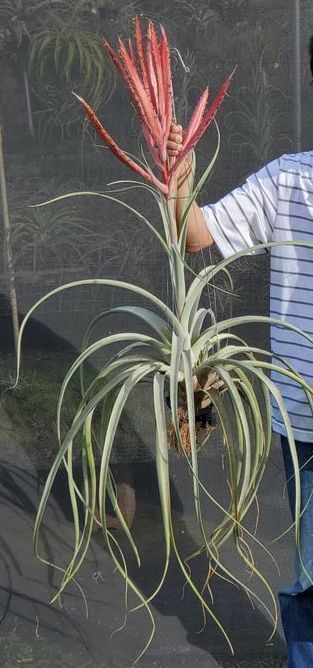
[
  {"x1": 167, "y1": 122, "x2": 194, "y2": 186},
  {"x1": 167, "y1": 122, "x2": 183, "y2": 157}
]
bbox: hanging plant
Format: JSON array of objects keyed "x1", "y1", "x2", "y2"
[
  {"x1": 13, "y1": 17, "x2": 313, "y2": 663},
  {"x1": 27, "y1": 1, "x2": 116, "y2": 138},
  {"x1": 0, "y1": 0, "x2": 65, "y2": 136}
]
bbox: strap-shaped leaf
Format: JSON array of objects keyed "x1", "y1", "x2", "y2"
[{"x1": 131, "y1": 372, "x2": 171, "y2": 612}]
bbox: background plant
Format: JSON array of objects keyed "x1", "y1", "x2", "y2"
[
  {"x1": 28, "y1": 1, "x2": 116, "y2": 139},
  {"x1": 11, "y1": 204, "x2": 100, "y2": 275},
  {"x1": 225, "y1": 29, "x2": 292, "y2": 168},
  {"x1": 0, "y1": 0, "x2": 64, "y2": 135}
]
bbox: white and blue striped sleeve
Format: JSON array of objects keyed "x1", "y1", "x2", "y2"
[{"x1": 201, "y1": 158, "x2": 280, "y2": 258}]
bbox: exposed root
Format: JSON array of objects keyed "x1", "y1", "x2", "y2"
[{"x1": 168, "y1": 406, "x2": 215, "y2": 454}]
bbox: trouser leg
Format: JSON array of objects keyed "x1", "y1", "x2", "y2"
[{"x1": 279, "y1": 436, "x2": 313, "y2": 668}]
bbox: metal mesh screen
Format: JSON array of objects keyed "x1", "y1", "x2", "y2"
[{"x1": 0, "y1": 1, "x2": 313, "y2": 666}]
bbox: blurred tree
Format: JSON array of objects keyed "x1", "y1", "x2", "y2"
[{"x1": 0, "y1": 96, "x2": 19, "y2": 350}]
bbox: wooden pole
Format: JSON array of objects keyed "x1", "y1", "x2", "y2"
[
  {"x1": 0, "y1": 114, "x2": 20, "y2": 352},
  {"x1": 23, "y1": 69, "x2": 34, "y2": 137},
  {"x1": 293, "y1": 0, "x2": 302, "y2": 152}
]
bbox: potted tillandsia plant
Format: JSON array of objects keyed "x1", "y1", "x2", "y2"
[{"x1": 12, "y1": 17, "x2": 313, "y2": 662}]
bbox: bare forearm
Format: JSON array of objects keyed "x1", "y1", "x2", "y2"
[
  {"x1": 175, "y1": 156, "x2": 214, "y2": 252},
  {"x1": 167, "y1": 124, "x2": 214, "y2": 251}
]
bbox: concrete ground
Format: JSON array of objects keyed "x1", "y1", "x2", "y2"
[{"x1": 0, "y1": 402, "x2": 291, "y2": 668}]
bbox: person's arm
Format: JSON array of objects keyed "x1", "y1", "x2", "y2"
[
  {"x1": 167, "y1": 124, "x2": 214, "y2": 252},
  {"x1": 167, "y1": 123, "x2": 279, "y2": 258}
]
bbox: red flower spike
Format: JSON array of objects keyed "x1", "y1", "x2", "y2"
[
  {"x1": 103, "y1": 39, "x2": 125, "y2": 81},
  {"x1": 189, "y1": 70, "x2": 235, "y2": 148},
  {"x1": 183, "y1": 87, "x2": 209, "y2": 148},
  {"x1": 159, "y1": 25, "x2": 173, "y2": 155},
  {"x1": 118, "y1": 37, "x2": 163, "y2": 147},
  {"x1": 145, "y1": 27, "x2": 159, "y2": 114},
  {"x1": 148, "y1": 21, "x2": 165, "y2": 126},
  {"x1": 117, "y1": 31, "x2": 167, "y2": 171},
  {"x1": 76, "y1": 20, "x2": 234, "y2": 197},
  {"x1": 128, "y1": 38, "x2": 136, "y2": 66},
  {"x1": 73, "y1": 93, "x2": 169, "y2": 195},
  {"x1": 169, "y1": 70, "x2": 235, "y2": 179},
  {"x1": 133, "y1": 18, "x2": 155, "y2": 110}
]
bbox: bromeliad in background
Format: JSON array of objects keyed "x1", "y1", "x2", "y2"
[{"x1": 13, "y1": 17, "x2": 313, "y2": 663}]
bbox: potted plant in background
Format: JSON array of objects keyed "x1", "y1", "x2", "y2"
[{"x1": 13, "y1": 17, "x2": 313, "y2": 662}]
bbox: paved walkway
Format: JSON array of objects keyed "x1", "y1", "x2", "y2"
[{"x1": 0, "y1": 404, "x2": 291, "y2": 667}]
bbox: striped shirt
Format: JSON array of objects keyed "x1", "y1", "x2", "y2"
[{"x1": 201, "y1": 152, "x2": 313, "y2": 442}]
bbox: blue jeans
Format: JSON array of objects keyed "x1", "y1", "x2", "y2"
[{"x1": 280, "y1": 436, "x2": 313, "y2": 667}]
